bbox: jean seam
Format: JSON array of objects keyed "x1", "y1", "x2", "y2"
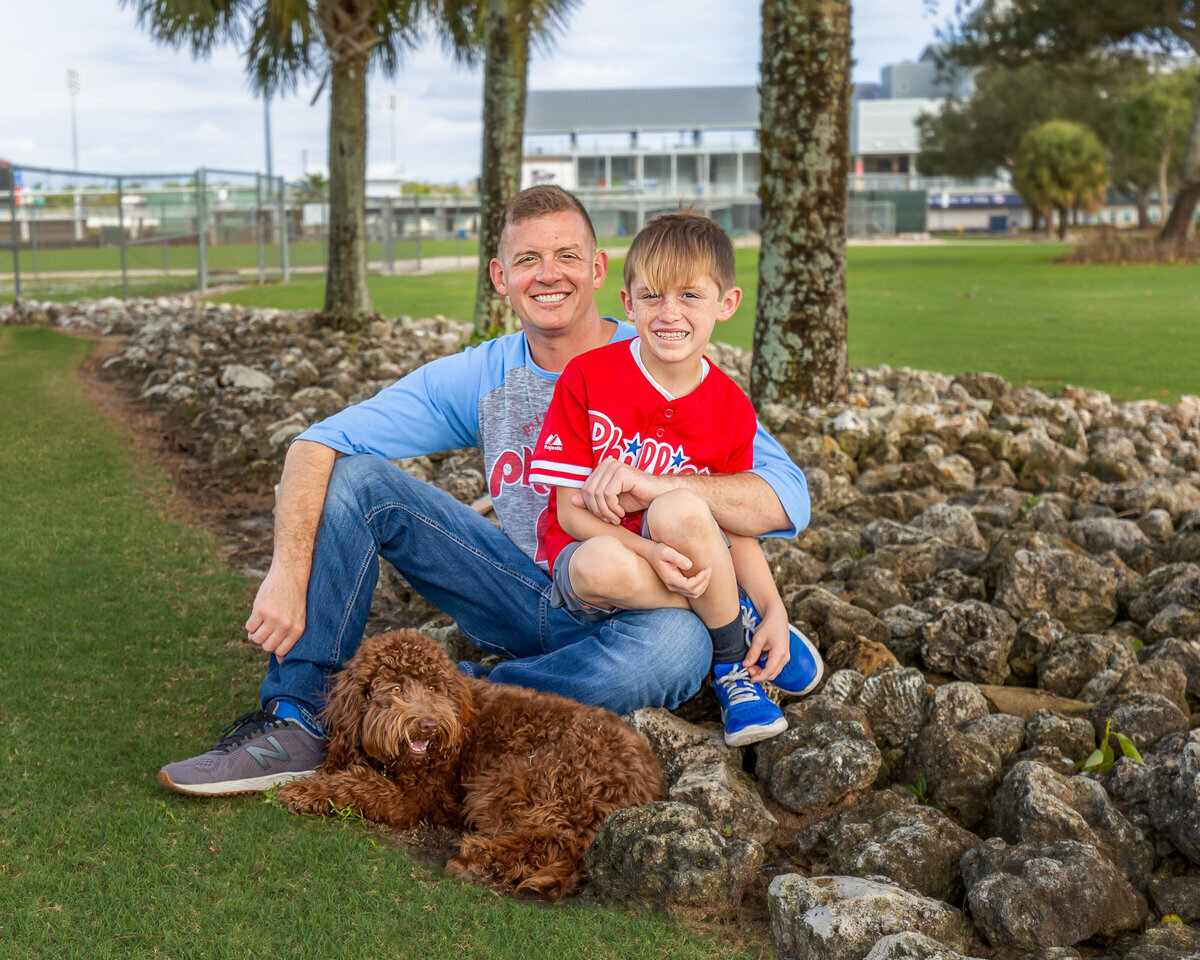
[{"x1": 332, "y1": 535, "x2": 381, "y2": 668}]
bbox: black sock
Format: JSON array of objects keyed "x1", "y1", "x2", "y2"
[{"x1": 709, "y1": 616, "x2": 744, "y2": 666}]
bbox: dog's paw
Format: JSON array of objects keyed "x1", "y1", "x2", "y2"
[{"x1": 275, "y1": 780, "x2": 329, "y2": 816}]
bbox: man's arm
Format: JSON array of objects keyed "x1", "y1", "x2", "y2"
[{"x1": 244, "y1": 440, "x2": 339, "y2": 660}]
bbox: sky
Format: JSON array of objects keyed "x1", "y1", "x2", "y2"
[{"x1": 2, "y1": 1, "x2": 947, "y2": 185}]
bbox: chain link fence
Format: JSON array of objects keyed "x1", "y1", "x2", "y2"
[
  {"x1": 846, "y1": 200, "x2": 897, "y2": 239},
  {"x1": 1, "y1": 162, "x2": 289, "y2": 302}
]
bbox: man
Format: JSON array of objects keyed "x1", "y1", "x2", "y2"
[{"x1": 158, "y1": 185, "x2": 809, "y2": 796}]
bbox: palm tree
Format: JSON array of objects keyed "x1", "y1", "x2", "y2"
[
  {"x1": 431, "y1": 0, "x2": 579, "y2": 341},
  {"x1": 123, "y1": 0, "x2": 424, "y2": 329},
  {"x1": 749, "y1": 0, "x2": 852, "y2": 408},
  {"x1": 293, "y1": 171, "x2": 330, "y2": 201}
]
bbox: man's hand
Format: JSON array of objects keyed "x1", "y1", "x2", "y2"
[
  {"x1": 644, "y1": 541, "x2": 711, "y2": 599},
  {"x1": 244, "y1": 563, "x2": 308, "y2": 660},
  {"x1": 573, "y1": 460, "x2": 670, "y2": 524},
  {"x1": 744, "y1": 603, "x2": 791, "y2": 684}
]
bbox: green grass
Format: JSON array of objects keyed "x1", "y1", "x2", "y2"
[
  {"x1": 0, "y1": 326, "x2": 763, "y2": 960},
  {"x1": 209, "y1": 242, "x2": 1200, "y2": 403},
  {"x1": 1, "y1": 275, "x2": 200, "y2": 303}
]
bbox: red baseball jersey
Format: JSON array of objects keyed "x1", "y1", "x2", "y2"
[{"x1": 529, "y1": 338, "x2": 757, "y2": 568}]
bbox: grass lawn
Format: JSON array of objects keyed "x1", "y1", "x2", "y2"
[
  {"x1": 208, "y1": 242, "x2": 1200, "y2": 403},
  {"x1": 0, "y1": 326, "x2": 763, "y2": 960},
  {"x1": 1, "y1": 274, "x2": 200, "y2": 304}
]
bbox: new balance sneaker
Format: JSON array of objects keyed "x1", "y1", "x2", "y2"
[
  {"x1": 712, "y1": 661, "x2": 789, "y2": 747},
  {"x1": 739, "y1": 588, "x2": 824, "y2": 696},
  {"x1": 157, "y1": 705, "x2": 326, "y2": 796}
]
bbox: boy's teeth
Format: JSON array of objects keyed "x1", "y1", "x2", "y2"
[{"x1": 656, "y1": 331, "x2": 687, "y2": 340}]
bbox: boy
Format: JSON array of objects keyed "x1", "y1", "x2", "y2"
[{"x1": 529, "y1": 212, "x2": 822, "y2": 746}]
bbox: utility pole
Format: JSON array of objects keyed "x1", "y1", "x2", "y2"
[{"x1": 67, "y1": 69, "x2": 81, "y2": 242}]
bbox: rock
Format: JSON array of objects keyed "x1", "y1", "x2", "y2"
[
  {"x1": 1088, "y1": 693, "x2": 1189, "y2": 753},
  {"x1": 1006, "y1": 745, "x2": 1078, "y2": 777},
  {"x1": 959, "y1": 712, "x2": 1026, "y2": 764},
  {"x1": 1109, "y1": 921, "x2": 1200, "y2": 960},
  {"x1": 1166, "y1": 515, "x2": 1200, "y2": 564},
  {"x1": 1147, "y1": 876, "x2": 1200, "y2": 922},
  {"x1": 993, "y1": 548, "x2": 1120, "y2": 633},
  {"x1": 825, "y1": 635, "x2": 902, "y2": 677},
  {"x1": 1119, "y1": 562, "x2": 1200, "y2": 626},
  {"x1": 928, "y1": 681, "x2": 990, "y2": 727},
  {"x1": 1023, "y1": 710, "x2": 1095, "y2": 761},
  {"x1": 908, "y1": 503, "x2": 988, "y2": 552},
  {"x1": 584, "y1": 801, "x2": 762, "y2": 916},
  {"x1": 623, "y1": 708, "x2": 731, "y2": 784},
  {"x1": 1008, "y1": 611, "x2": 1066, "y2": 685},
  {"x1": 1038, "y1": 632, "x2": 1139, "y2": 700},
  {"x1": 877, "y1": 604, "x2": 930, "y2": 666},
  {"x1": 908, "y1": 569, "x2": 986, "y2": 605},
  {"x1": 825, "y1": 803, "x2": 982, "y2": 901},
  {"x1": 960, "y1": 838, "x2": 1148, "y2": 949},
  {"x1": 1013, "y1": 429, "x2": 1087, "y2": 491},
  {"x1": 218, "y1": 362, "x2": 275, "y2": 392},
  {"x1": 1070, "y1": 516, "x2": 1152, "y2": 562},
  {"x1": 1144, "y1": 637, "x2": 1200, "y2": 700},
  {"x1": 848, "y1": 567, "x2": 912, "y2": 615},
  {"x1": 987, "y1": 760, "x2": 1153, "y2": 881},
  {"x1": 863, "y1": 933, "x2": 985, "y2": 960},
  {"x1": 668, "y1": 759, "x2": 778, "y2": 846},
  {"x1": 1149, "y1": 741, "x2": 1200, "y2": 865},
  {"x1": 768, "y1": 874, "x2": 974, "y2": 960},
  {"x1": 1115, "y1": 657, "x2": 1190, "y2": 716},
  {"x1": 756, "y1": 721, "x2": 882, "y2": 815},
  {"x1": 919, "y1": 600, "x2": 1017, "y2": 684},
  {"x1": 852, "y1": 668, "x2": 934, "y2": 748},
  {"x1": 791, "y1": 587, "x2": 892, "y2": 649},
  {"x1": 894, "y1": 724, "x2": 1001, "y2": 828},
  {"x1": 951, "y1": 486, "x2": 1028, "y2": 528}
]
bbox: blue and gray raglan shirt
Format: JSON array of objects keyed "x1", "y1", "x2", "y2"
[{"x1": 296, "y1": 319, "x2": 810, "y2": 574}]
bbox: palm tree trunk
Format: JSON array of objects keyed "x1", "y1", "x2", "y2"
[
  {"x1": 319, "y1": 0, "x2": 374, "y2": 329},
  {"x1": 1135, "y1": 185, "x2": 1150, "y2": 231},
  {"x1": 750, "y1": 0, "x2": 851, "y2": 408},
  {"x1": 1157, "y1": 86, "x2": 1200, "y2": 255},
  {"x1": 472, "y1": 0, "x2": 528, "y2": 341}
]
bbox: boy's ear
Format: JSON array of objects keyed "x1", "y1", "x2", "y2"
[
  {"x1": 716, "y1": 286, "x2": 743, "y2": 322},
  {"x1": 619, "y1": 287, "x2": 636, "y2": 320}
]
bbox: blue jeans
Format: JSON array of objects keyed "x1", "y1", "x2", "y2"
[{"x1": 260, "y1": 455, "x2": 711, "y2": 717}]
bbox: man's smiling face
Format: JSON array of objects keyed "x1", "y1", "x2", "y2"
[{"x1": 489, "y1": 211, "x2": 608, "y2": 337}]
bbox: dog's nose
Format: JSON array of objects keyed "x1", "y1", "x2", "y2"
[{"x1": 419, "y1": 718, "x2": 438, "y2": 734}]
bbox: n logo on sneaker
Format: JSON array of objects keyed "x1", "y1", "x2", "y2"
[{"x1": 247, "y1": 736, "x2": 291, "y2": 770}]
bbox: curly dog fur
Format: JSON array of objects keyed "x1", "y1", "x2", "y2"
[{"x1": 277, "y1": 630, "x2": 666, "y2": 898}]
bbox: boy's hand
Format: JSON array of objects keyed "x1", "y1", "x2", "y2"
[
  {"x1": 575, "y1": 460, "x2": 667, "y2": 524},
  {"x1": 744, "y1": 603, "x2": 791, "y2": 684},
  {"x1": 646, "y1": 541, "x2": 711, "y2": 599}
]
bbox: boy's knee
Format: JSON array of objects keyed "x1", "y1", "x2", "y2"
[{"x1": 645, "y1": 488, "x2": 718, "y2": 544}]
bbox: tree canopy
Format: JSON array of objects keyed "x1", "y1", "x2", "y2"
[{"x1": 1012, "y1": 120, "x2": 1109, "y2": 238}]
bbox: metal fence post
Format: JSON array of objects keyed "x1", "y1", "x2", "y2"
[
  {"x1": 7, "y1": 176, "x2": 20, "y2": 301},
  {"x1": 31, "y1": 202, "x2": 39, "y2": 278},
  {"x1": 117, "y1": 175, "x2": 129, "y2": 299},
  {"x1": 383, "y1": 196, "x2": 394, "y2": 274},
  {"x1": 255, "y1": 173, "x2": 265, "y2": 285},
  {"x1": 413, "y1": 192, "x2": 422, "y2": 271},
  {"x1": 197, "y1": 167, "x2": 208, "y2": 294},
  {"x1": 277, "y1": 175, "x2": 290, "y2": 282}
]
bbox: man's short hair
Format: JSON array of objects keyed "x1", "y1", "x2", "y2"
[
  {"x1": 623, "y1": 211, "x2": 736, "y2": 294},
  {"x1": 499, "y1": 185, "x2": 596, "y2": 249}
]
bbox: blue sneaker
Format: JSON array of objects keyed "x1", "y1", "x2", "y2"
[
  {"x1": 712, "y1": 661, "x2": 789, "y2": 747},
  {"x1": 739, "y1": 588, "x2": 824, "y2": 696}
]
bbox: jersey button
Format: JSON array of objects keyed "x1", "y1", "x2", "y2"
[
  {"x1": 656, "y1": 429, "x2": 665, "y2": 438},
  {"x1": 664, "y1": 408, "x2": 674, "y2": 418}
]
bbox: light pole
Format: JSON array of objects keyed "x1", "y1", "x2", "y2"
[{"x1": 67, "y1": 69, "x2": 81, "y2": 241}]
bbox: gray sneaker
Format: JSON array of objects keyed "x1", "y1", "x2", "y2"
[{"x1": 158, "y1": 709, "x2": 326, "y2": 796}]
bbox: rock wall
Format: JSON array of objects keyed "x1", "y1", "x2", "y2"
[{"x1": 8, "y1": 296, "x2": 1200, "y2": 959}]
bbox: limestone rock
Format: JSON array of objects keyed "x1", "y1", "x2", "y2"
[
  {"x1": 919, "y1": 600, "x2": 1017, "y2": 684},
  {"x1": 894, "y1": 724, "x2": 1001, "y2": 828},
  {"x1": 768, "y1": 874, "x2": 974, "y2": 960},
  {"x1": 1023, "y1": 710, "x2": 1095, "y2": 761},
  {"x1": 756, "y1": 720, "x2": 882, "y2": 815},
  {"x1": 993, "y1": 548, "x2": 1120, "y2": 632},
  {"x1": 1038, "y1": 632, "x2": 1139, "y2": 700},
  {"x1": 1088, "y1": 693, "x2": 1189, "y2": 753}
]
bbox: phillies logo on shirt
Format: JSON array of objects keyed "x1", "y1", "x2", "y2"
[{"x1": 588, "y1": 411, "x2": 708, "y2": 476}]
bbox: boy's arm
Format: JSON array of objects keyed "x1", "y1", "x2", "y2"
[
  {"x1": 555, "y1": 487, "x2": 711, "y2": 599},
  {"x1": 575, "y1": 422, "x2": 809, "y2": 538},
  {"x1": 728, "y1": 533, "x2": 791, "y2": 683}
]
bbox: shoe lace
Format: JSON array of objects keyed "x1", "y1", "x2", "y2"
[
  {"x1": 715, "y1": 665, "x2": 759, "y2": 706},
  {"x1": 213, "y1": 710, "x2": 283, "y2": 753}
]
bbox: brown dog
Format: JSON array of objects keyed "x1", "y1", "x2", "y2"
[{"x1": 276, "y1": 629, "x2": 666, "y2": 898}]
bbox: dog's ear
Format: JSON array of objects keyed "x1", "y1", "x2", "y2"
[{"x1": 320, "y1": 658, "x2": 371, "y2": 768}]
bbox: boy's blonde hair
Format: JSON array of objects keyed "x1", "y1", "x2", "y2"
[{"x1": 623, "y1": 211, "x2": 736, "y2": 295}]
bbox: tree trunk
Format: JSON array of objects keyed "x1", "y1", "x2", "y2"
[
  {"x1": 319, "y1": 0, "x2": 375, "y2": 329},
  {"x1": 1135, "y1": 185, "x2": 1150, "y2": 231},
  {"x1": 1056, "y1": 204, "x2": 1068, "y2": 240},
  {"x1": 750, "y1": 0, "x2": 851, "y2": 409},
  {"x1": 472, "y1": 0, "x2": 529, "y2": 342},
  {"x1": 1157, "y1": 84, "x2": 1200, "y2": 255},
  {"x1": 1158, "y1": 148, "x2": 1171, "y2": 225}
]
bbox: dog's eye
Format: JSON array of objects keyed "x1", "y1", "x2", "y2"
[
  {"x1": 428, "y1": 684, "x2": 438, "y2": 694},
  {"x1": 392, "y1": 684, "x2": 401, "y2": 693}
]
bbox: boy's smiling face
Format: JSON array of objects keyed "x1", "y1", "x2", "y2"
[{"x1": 621, "y1": 273, "x2": 742, "y2": 393}]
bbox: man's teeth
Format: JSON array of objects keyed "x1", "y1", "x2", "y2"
[{"x1": 532, "y1": 293, "x2": 567, "y2": 302}]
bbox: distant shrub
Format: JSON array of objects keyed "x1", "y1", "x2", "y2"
[{"x1": 1060, "y1": 228, "x2": 1200, "y2": 265}]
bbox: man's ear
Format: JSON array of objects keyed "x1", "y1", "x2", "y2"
[
  {"x1": 716, "y1": 286, "x2": 743, "y2": 323},
  {"x1": 591, "y1": 248, "x2": 609, "y2": 291},
  {"x1": 489, "y1": 257, "x2": 508, "y2": 297}
]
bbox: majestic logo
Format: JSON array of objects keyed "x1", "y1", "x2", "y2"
[
  {"x1": 588, "y1": 412, "x2": 707, "y2": 476},
  {"x1": 247, "y1": 736, "x2": 290, "y2": 770},
  {"x1": 542, "y1": 433, "x2": 563, "y2": 452}
]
